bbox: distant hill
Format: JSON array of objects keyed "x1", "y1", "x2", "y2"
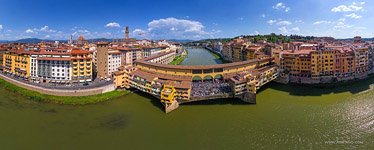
[
  {"x1": 167, "y1": 39, "x2": 195, "y2": 43},
  {"x1": 15, "y1": 38, "x2": 56, "y2": 43},
  {"x1": 0, "y1": 40, "x2": 10, "y2": 43},
  {"x1": 86, "y1": 38, "x2": 112, "y2": 43}
]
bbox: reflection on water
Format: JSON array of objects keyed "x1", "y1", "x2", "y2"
[{"x1": 0, "y1": 48, "x2": 373, "y2": 149}]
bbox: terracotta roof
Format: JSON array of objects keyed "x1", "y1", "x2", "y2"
[
  {"x1": 141, "y1": 51, "x2": 175, "y2": 62},
  {"x1": 115, "y1": 47, "x2": 131, "y2": 51},
  {"x1": 71, "y1": 49, "x2": 91, "y2": 54},
  {"x1": 132, "y1": 69, "x2": 191, "y2": 89},
  {"x1": 135, "y1": 58, "x2": 270, "y2": 71}
]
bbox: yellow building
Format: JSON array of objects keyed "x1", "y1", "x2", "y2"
[
  {"x1": 114, "y1": 65, "x2": 136, "y2": 89},
  {"x1": 161, "y1": 85, "x2": 176, "y2": 104},
  {"x1": 3, "y1": 50, "x2": 31, "y2": 78},
  {"x1": 244, "y1": 45, "x2": 262, "y2": 61},
  {"x1": 70, "y1": 49, "x2": 93, "y2": 83},
  {"x1": 311, "y1": 49, "x2": 337, "y2": 78}
]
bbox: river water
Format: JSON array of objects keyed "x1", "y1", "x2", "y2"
[
  {"x1": 0, "y1": 48, "x2": 373, "y2": 149},
  {"x1": 181, "y1": 47, "x2": 223, "y2": 65}
]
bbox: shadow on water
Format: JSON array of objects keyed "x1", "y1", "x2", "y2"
[
  {"x1": 132, "y1": 90, "x2": 250, "y2": 109},
  {"x1": 182, "y1": 98, "x2": 249, "y2": 106},
  {"x1": 129, "y1": 75, "x2": 374, "y2": 110},
  {"x1": 257, "y1": 75, "x2": 374, "y2": 96},
  {"x1": 96, "y1": 113, "x2": 129, "y2": 130},
  {"x1": 133, "y1": 91, "x2": 165, "y2": 111}
]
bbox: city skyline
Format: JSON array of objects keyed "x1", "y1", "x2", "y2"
[{"x1": 0, "y1": 0, "x2": 373, "y2": 40}]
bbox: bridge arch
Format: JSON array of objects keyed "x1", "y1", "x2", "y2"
[
  {"x1": 214, "y1": 74, "x2": 223, "y2": 79},
  {"x1": 192, "y1": 76, "x2": 203, "y2": 81},
  {"x1": 203, "y1": 75, "x2": 213, "y2": 81}
]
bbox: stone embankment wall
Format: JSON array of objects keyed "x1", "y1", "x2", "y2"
[
  {"x1": 0, "y1": 74, "x2": 116, "y2": 96},
  {"x1": 275, "y1": 73, "x2": 369, "y2": 85}
]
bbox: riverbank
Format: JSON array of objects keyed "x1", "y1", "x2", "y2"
[
  {"x1": 0, "y1": 73, "x2": 116, "y2": 96},
  {"x1": 204, "y1": 47, "x2": 231, "y2": 63},
  {"x1": 169, "y1": 49, "x2": 188, "y2": 65},
  {"x1": 0, "y1": 78, "x2": 129, "y2": 105}
]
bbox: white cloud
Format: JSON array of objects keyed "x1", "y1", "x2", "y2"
[
  {"x1": 268, "y1": 19, "x2": 292, "y2": 26},
  {"x1": 276, "y1": 20, "x2": 292, "y2": 26},
  {"x1": 345, "y1": 13, "x2": 362, "y2": 19},
  {"x1": 39, "y1": 26, "x2": 56, "y2": 33},
  {"x1": 338, "y1": 18, "x2": 346, "y2": 22},
  {"x1": 267, "y1": 20, "x2": 277, "y2": 25},
  {"x1": 254, "y1": 31, "x2": 260, "y2": 35},
  {"x1": 273, "y1": 3, "x2": 290, "y2": 12},
  {"x1": 278, "y1": 26, "x2": 300, "y2": 34},
  {"x1": 133, "y1": 29, "x2": 147, "y2": 36},
  {"x1": 331, "y1": 2, "x2": 365, "y2": 12},
  {"x1": 72, "y1": 29, "x2": 92, "y2": 37},
  {"x1": 334, "y1": 22, "x2": 354, "y2": 30},
  {"x1": 25, "y1": 29, "x2": 35, "y2": 33},
  {"x1": 313, "y1": 20, "x2": 334, "y2": 25},
  {"x1": 0, "y1": 25, "x2": 3, "y2": 31},
  {"x1": 26, "y1": 26, "x2": 57, "y2": 33},
  {"x1": 278, "y1": 26, "x2": 288, "y2": 33},
  {"x1": 291, "y1": 27, "x2": 300, "y2": 32},
  {"x1": 105, "y1": 22, "x2": 120, "y2": 28},
  {"x1": 285, "y1": 7, "x2": 291, "y2": 12},
  {"x1": 134, "y1": 17, "x2": 214, "y2": 40},
  {"x1": 261, "y1": 14, "x2": 266, "y2": 18},
  {"x1": 40, "y1": 26, "x2": 48, "y2": 31}
]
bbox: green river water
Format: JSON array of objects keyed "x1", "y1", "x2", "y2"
[{"x1": 0, "y1": 48, "x2": 373, "y2": 149}]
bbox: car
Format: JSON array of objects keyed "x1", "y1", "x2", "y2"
[{"x1": 83, "y1": 82, "x2": 89, "y2": 86}]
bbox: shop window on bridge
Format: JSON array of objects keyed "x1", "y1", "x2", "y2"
[
  {"x1": 192, "y1": 70, "x2": 202, "y2": 74},
  {"x1": 214, "y1": 68, "x2": 223, "y2": 73},
  {"x1": 203, "y1": 69, "x2": 213, "y2": 74}
]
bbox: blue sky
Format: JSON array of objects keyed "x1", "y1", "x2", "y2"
[{"x1": 0, "y1": 0, "x2": 373, "y2": 40}]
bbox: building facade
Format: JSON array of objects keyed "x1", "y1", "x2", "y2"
[{"x1": 2, "y1": 48, "x2": 92, "y2": 83}]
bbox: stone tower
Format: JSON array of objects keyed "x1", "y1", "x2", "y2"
[{"x1": 125, "y1": 26, "x2": 129, "y2": 40}]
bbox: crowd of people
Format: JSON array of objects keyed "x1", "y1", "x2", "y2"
[{"x1": 191, "y1": 79, "x2": 232, "y2": 97}]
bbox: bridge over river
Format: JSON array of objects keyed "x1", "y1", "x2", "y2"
[{"x1": 114, "y1": 48, "x2": 279, "y2": 113}]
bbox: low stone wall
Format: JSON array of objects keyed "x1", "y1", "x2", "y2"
[
  {"x1": 0, "y1": 74, "x2": 116, "y2": 97},
  {"x1": 276, "y1": 72, "x2": 371, "y2": 85}
]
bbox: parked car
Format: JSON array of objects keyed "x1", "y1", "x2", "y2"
[{"x1": 83, "y1": 82, "x2": 89, "y2": 86}]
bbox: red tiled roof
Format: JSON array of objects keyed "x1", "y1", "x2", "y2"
[
  {"x1": 135, "y1": 58, "x2": 270, "y2": 71},
  {"x1": 71, "y1": 49, "x2": 91, "y2": 54}
]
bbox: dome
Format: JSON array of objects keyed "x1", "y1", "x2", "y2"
[{"x1": 78, "y1": 35, "x2": 85, "y2": 41}]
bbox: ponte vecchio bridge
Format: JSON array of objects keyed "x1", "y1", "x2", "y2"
[{"x1": 114, "y1": 53, "x2": 279, "y2": 113}]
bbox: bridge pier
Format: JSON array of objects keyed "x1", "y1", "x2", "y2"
[
  {"x1": 238, "y1": 92, "x2": 257, "y2": 104},
  {"x1": 165, "y1": 101, "x2": 179, "y2": 113}
]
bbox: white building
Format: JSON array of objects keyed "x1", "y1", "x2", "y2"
[{"x1": 108, "y1": 50, "x2": 122, "y2": 76}]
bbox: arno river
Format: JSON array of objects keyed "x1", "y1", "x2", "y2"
[{"x1": 0, "y1": 48, "x2": 373, "y2": 149}]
